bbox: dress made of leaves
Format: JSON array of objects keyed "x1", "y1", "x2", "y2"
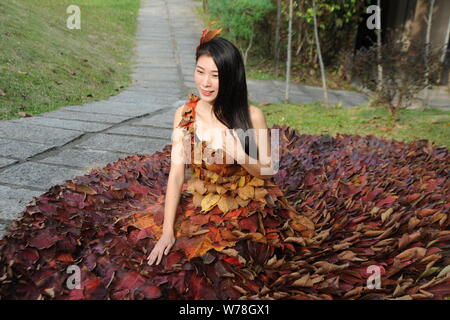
[{"x1": 0, "y1": 93, "x2": 449, "y2": 300}]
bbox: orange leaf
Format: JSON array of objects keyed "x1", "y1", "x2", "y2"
[{"x1": 56, "y1": 253, "x2": 74, "y2": 264}]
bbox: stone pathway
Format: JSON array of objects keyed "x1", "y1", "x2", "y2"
[
  {"x1": 0, "y1": 0, "x2": 448, "y2": 238},
  {"x1": 0, "y1": 0, "x2": 205, "y2": 238}
]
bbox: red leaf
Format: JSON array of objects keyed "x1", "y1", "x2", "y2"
[
  {"x1": 140, "y1": 285, "x2": 162, "y2": 299},
  {"x1": 238, "y1": 216, "x2": 258, "y2": 233},
  {"x1": 221, "y1": 256, "x2": 243, "y2": 267},
  {"x1": 29, "y1": 234, "x2": 60, "y2": 250}
]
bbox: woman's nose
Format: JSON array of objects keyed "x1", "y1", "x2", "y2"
[{"x1": 202, "y1": 75, "x2": 212, "y2": 86}]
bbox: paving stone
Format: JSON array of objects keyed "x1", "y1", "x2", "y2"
[
  {"x1": 0, "y1": 121, "x2": 82, "y2": 145},
  {"x1": 0, "y1": 223, "x2": 7, "y2": 239},
  {"x1": 60, "y1": 101, "x2": 155, "y2": 116},
  {"x1": 0, "y1": 138, "x2": 55, "y2": 159},
  {"x1": 132, "y1": 72, "x2": 180, "y2": 82},
  {"x1": 10, "y1": 116, "x2": 110, "y2": 132},
  {"x1": 38, "y1": 110, "x2": 130, "y2": 124},
  {"x1": 38, "y1": 148, "x2": 125, "y2": 171},
  {"x1": 0, "y1": 185, "x2": 43, "y2": 220},
  {"x1": 105, "y1": 125, "x2": 172, "y2": 139},
  {"x1": 77, "y1": 134, "x2": 169, "y2": 154},
  {"x1": 106, "y1": 93, "x2": 180, "y2": 105},
  {"x1": 132, "y1": 109, "x2": 176, "y2": 128},
  {"x1": 0, "y1": 157, "x2": 18, "y2": 168},
  {"x1": 0, "y1": 162, "x2": 85, "y2": 190}
]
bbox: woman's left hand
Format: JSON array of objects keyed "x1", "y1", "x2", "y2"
[{"x1": 221, "y1": 129, "x2": 245, "y2": 163}]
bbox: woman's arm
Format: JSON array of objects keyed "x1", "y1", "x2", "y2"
[
  {"x1": 223, "y1": 105, "x2": 275, "y2": 179},
  {"x1": 162, "y1": 106, "x2": 186, "y2": 234}
]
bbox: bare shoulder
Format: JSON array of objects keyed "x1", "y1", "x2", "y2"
[
  {"x1": 249, "y1": 104, "x2": 267, "y2": 128},
  {"x1": 172, "y1": 104, "x2": 186, "y2": 127}
]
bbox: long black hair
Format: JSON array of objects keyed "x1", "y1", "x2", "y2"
[{"x1": 196, "y1": 37, "x2": 258, "y2": 159}]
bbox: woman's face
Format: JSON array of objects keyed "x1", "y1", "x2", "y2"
[{"x1": 194, "y1": 55, "x2": 219, "y2": 102}]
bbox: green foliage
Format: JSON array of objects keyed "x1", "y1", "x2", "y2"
[
  {"x1": 208, "y1": 0, "x2": 274, "y2": 43},
  {"x1": 297, "y1": 0, "x2": 364, "y2": 27}
]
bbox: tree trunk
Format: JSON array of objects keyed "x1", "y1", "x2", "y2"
[
  {"x1": 439, "y1": 13, "x2": 450, "y2": 84},
  {"x1": 202, "y1": 0, "x2": 208, "y2": 14},
  {"x1": 274, "y1": 0, "x2": 282, "y2": 78},
  {"x1": 285, "y1": 0, "x2": 293, "y2": 103},
  {"x1": 376, "y1": 0, "x2": 383, "y2": 93},
  {"x1": 423, "y1": 0, "x2": 435, "y2": 106},
  {"x1": 312, "y1": 0, "x2": 329, "y2": 106},
  {"x1": 244, "y1": 32, "x2": 254, "y2": 67}
]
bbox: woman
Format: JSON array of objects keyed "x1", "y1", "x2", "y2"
[
  {"x1": 146, "y1": 31, "x2": 303, "y2": 266},
  {"x1": 1, "y1": 29, "x2": 448, "y2": 301}
]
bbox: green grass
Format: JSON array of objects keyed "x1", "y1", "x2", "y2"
[
  {"x1": 0, "y1": 0, "x2": 140, "y2": 120},
  {"x1": 261, "y1": 102, "x2": 450, "y2": 150},
  {"x1": 245, "y1": 56, "x2": 357, "y2": 92}
]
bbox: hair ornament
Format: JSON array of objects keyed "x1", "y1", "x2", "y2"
[{"x1": 196, "y1": 21, "x2": 222, "y2": 51}]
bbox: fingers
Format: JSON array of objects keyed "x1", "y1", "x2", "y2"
[
  {"x1": 147, "y1": 246, "x2": 162, "y2": 266},
  {"x1": 147, "y1": 243, "x2": 171, "y2": 266}
]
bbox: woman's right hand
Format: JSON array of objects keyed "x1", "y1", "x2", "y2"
[{"x1": 147, "y1": 232, "x2": 176, "y2": 266}]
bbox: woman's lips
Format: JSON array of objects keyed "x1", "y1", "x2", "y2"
[{"x1": 201, "y1": 89, "x2": 214, "y2": 96}]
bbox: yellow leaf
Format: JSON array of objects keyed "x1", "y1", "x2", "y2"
[
  {"x1": 248, "y1": 232, "x2": 266, "y2": 243},
  {"x1": 381, "y1": 208, "x2": 394, "y2": 223},
  {"x1": 193, "y1": 192, "x2": 204, "y2": 207},
  {"x1": 201, "y1": 193, "x2": 220, "y2": 212},
  {"x1": 210, "y1": 173, "x2": 220, "y2": 183},
  {"x1": 284, "y1": 236, "x2": 307, "y2": 246},
  {"x1": 255, "y1": 188, "x2": 268, "y2": 202},
  {"x1": 237, "y1": 185, "x2": 254, "y2": 201},
  {"x1": 238, "y1": 176, "x2": 246, "y2": 187},
  {"x1": 236, "y1": 196, "x2": 251, "y2": 207},
  {"x1": 75, "y1": 184, "x2": 97, "y2": 195},
  {"x1": 218, "y1": 195, "x2": 239, "y2": 213},
  {"x1": 205, "y1": 183, "x2": 217, "y2": 193},
  {"x1": 187, "y1": 179, "x2": 207, "y2": 195},
  {"x1": 291, "y1": 274, "x2": 314, "y2": 287},
  {"x1": 191, "y1": 229, "x2": 210, "y2": 236},
  {"x1": 248, "y1": 177, "x2": 264, "y2": 187},
  {"x1": 395, "y1": 247, "x2": 427, "y2": 261},
  {"x1": 216, "y1": 185, "x2": 227, "y2": 194}
]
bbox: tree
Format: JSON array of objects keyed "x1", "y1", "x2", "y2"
[
  {"x1": 274, "y1": 0, "x2": 282, "y2": 78},
  {"x1": 376, "y1": 0, "x2": 383, "y2": 93},
  {"x1": 311, "y1": 0, "x2": 329, "y2": 106},
  {"x1": 439, "y1": 16, "x2": 450, "y2": 84},
  {"x1": 423, "y1": 0, "x2": 435, "y2": 106},
  {"x1": 284, "y1": 0, "x2": 294, "y2": 102},
  {"x1": 208, "y1": 0, "x2": 274, "y2": 66}
]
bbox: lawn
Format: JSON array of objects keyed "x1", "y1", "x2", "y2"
[
  {"x1": 0, "y1": 0, "x2": 140, "y2": 120},
  {"x1": 260, "y1": 102, "x2": 450, "y2": 150}
]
